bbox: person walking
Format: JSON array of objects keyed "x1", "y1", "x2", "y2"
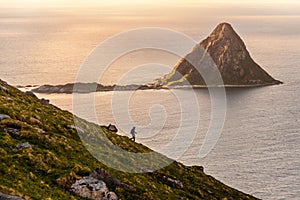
[{"x1": 130, "y1": 127, "x2": 137, "y2": 142}]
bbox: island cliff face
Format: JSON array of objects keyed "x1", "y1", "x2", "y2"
[{"x1": 157, "y1": 23, "x2": 282, "y2": 86}]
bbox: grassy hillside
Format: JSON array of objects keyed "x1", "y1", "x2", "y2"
[{"x1": 0, "y1": 79, "x2": 258, "y2": 200}]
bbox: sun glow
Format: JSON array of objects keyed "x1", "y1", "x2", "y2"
[{"x1": 2, "y1": 0, "x2": 300, "y2": 8}]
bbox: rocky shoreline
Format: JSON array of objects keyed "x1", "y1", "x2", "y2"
[
  {"x1": 30, "y1": 82, "x2": 166, "y2": 94},
  {"x1": 29, "y1": 81, "x2": 282, "y2": 94}
]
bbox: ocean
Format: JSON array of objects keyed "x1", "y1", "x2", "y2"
[{"x1": 0, "y1": 6, "x2": 299, "y2": 199}]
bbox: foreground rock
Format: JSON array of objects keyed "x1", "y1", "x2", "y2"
[
  {"x1": 157, "y1": 22, "x2": 282, "y2": 87},
  {"x1": 71, "y1": 168, "x2": 140, "y2": 200},
  {"x1": 0, "y1": 192, "x2": 24, "y2": 200},
  {"x1": 71, "y1": 177, "x2": 118, "y2": 200},
  {"x1": 71, "y1": 168, "x2": 125, "y2": 200},
  {"x1": 106, "y1": 124, "x2": 118, "y2": 133},
  {"x1": 0, "y1": 85, "x2": 9, "y2": 92},
  {"x1": 13, "y1": 142, "x2": 31, "y2": 151},
  {"x1": 40, "y1": 98, "x2": 50, "y2": 105},
  {"x1": 25, "y1": 91, "x2": 38, "y2": 98},
  {"x1": 90, "y1": 168, "x2": 135, "y2": 191},
  {"x1": 0, "y1": 114, "x2": 10, "y2": 121}
]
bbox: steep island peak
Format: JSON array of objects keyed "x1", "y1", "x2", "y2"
[{"x1": 157, "y1": 22, "x2": 282, "y2": 87}]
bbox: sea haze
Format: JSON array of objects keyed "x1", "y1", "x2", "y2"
[{"x1": 0, "y1": 5, "x2": 299, "y2": 200}]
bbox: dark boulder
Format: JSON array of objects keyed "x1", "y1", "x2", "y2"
[
  {"x1": 107, "y1": 124, "x2": 118, "y2": 133},
  {"x1": 4, "y1": 127, "x2": 20, "y2": 135},
  {"x1": 90, "y1": 168, "x2": 135, "y2": 191},
  {"x1": 25, "y1": 91, "x2": 38, "y2": 99},
  {"x1": 40, "y1": 98, "x2": 50, "y2": 105}
]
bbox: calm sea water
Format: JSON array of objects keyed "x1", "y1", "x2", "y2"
[{"x1": 0, "y1": 7, "x2": 299, "y2": 199}]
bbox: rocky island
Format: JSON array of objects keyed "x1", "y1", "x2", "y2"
[
  {"x1": 157, "y1": 22, "x2": 282, "y2": 87},
  {"x1": 0, "y1": 79, "x2": 258, "y2": 199},
  {"x1": 30, "y1": 23, "x2": 282, "y2": 94}
]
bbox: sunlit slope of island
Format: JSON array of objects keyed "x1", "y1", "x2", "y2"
[
  {"x1": 157, "y1": 22, "x2": 282, "y2": 87},
  {"x1": 0, "y1": 79, "x2": 258, "y2": 199}
]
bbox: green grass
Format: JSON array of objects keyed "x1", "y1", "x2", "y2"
[{"x1": 0, "y1": 79, "x2": 258, "y2": 200}]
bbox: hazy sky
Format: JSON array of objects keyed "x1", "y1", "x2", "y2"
[
  {"x1": 1, "y1": 0, "x2": 300, "y2": 7},
  {"x1": 1, "y1": 0, "x2": 298, "y2": 19}
]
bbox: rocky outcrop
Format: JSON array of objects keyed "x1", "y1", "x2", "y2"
[
  {"x1": 37, "y1": 128, "x2": 45, "y2": 134},
  {"x1": 71, "y1": 177, "x2": 118, "y2": 200},
  {"x1": 25, "y1": 91, "x2": 38, "y2": 99},
  {"x1": 13, "y1": 142, "x2": 31, "y2": 151},
  {"x1": 157, "y1": 22, "x2": 282, "y2": 86},
  {"x1": 67, "y1": 125, "x2": 84, "y2": 134},
  {"x1": 0, "y1": 114, "x2": 10, "y2": 121},
  {"x1": 70, "y1": 168, "x2": 138, "y2": 200},
  {"x1": 0, "y1": 192, "x2": 24, "y2": 200},
  {"x1": 160, "y1": 175, "x2": 184, "y2": 189},
  {"x1": 4, "y1": 127, "x2": 20, "y2": 135},
  {"x1": 90, "y1": 168, "x2": 135, "y2": 191},
  {"x1": 0, "y1": 85, "x2": 9, "y2": 92},
  {"x1": 40, "y1": 98, "x2": 50, "y2": 105},
  {"x1": 106, "y1": 124, "x2": 118, "y2": 133}
]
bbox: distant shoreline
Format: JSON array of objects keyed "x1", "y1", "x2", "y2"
[{"x1": 23, "y1": 81, "x2": 283, "y2": 94}]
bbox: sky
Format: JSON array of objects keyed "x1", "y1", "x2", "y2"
[
  {"x1": 0, "y1": 0, "x2": 298, "y2": 19},
  {"x1": 1, "y1": 0, "x2": 300, "y2": 7},
  {"x1": 1, "y1": 0, "x2": 299, "y2": 17}
]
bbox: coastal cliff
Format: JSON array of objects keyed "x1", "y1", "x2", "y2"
[{"x1": 0, "y1": 79, "x2": 258, "y2": 199}]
